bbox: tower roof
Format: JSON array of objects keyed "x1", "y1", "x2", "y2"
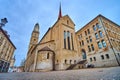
[
  {"x1": 58, "y1": 3, "x2": 62, "y2": 20},
  {"x1": 33, "y1": 23, "x2": 39, "y2": 32}
]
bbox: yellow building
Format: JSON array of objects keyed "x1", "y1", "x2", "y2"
[
  {"x1": 76, "y1": 15, "x2": 120, "y2": 68},
  {"x1": 25, "y1": 6, "x2": 120, "y2": 72},
  {"x1": 0, "y1": 27, "x2": 16, "y2": 72}
]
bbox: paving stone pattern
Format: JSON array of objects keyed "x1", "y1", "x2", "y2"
[{"x1": 0, "y1": 67, "x2": 120, "y2": 80}]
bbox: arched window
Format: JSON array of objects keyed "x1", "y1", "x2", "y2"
[
  {"x1": 67, "y1": 20, "x2": 69, "y2": 24},
  {"x1": 93, "y1": 57, "x2": 96, "y2": 61},
  {"x1": 96, "y1": 23, "x2": 101, "y2": 29},
  {"x1": 82, "y1": 49, "x2": 87, "y2": 59},
  {"x1": 82, "y1": 40, "x2": 84, "y2": 45},
  {"x1": 90, "y1": 58, "x2": 92, "y2": 62},
  {"x1": 79, "y1": 42, "x2": 82, "y2": 47},
  {"x1": 97, "y1": 42, "x2": 102, "y2": 49},
  {"x1": 101, "y1": 55, "x2": 104, "y2": 60},
  {"x1": 95, "y1": 33, "x2": 99, "y2": 39},
  {"x1": 102, "y1": 40, "x2": 107, "y2": 47},
  {"x1": 91, "y1": 44, "x2": 94, "y2": 51},
  {"x1": 89, "y1": 36, "x2": 92, "y2": 42},
  {"x1": 47, "y1": 53, "x2": 49, "y2": 59},
  {"x1": 88, "y1": 46, "x2": 91, "y2": 52},
  {"x1": 64, "y1": 31, "x2": 67, "y2": 49},
  {"x1": 67, "y1": 31, "x2": 71, "y2": 50},
  {"x1": 93, "y1": 25, "x2": 97, "y2": 31},
  {"x1": 85, "y1": 31, "x2": 87, "y2": 36},
  {"x1": 87, "y1": 29, "x2": 90, "y2": 34},
  {"x1": 99, "y1": 31, "x2": 103, "y2": 37},
  {"x1": 65, "y1": 59, "x2": 67, "y2": 64},
  {"x1": 71, "y1": 33, "x2": 74, "y2": 50},
  {"x1": 105, "y1": 54, "x2": 109, "y2": 59},
  {"x1": 70, "y1": 60, "x2": 72, "y2": 64},
  {"x1": 86, "y1": 38, "x2": 89, "y2": 43},
  {"x1": 74, "y1": 60, "x2": 76, "y2": 64}
]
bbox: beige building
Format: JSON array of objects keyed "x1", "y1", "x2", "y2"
[
  {"x1": 0, "y1": 27, "x2": 16, "y2": 72},
  {"x1": 76, "y1": 15, "x2": 120, "y2": 68},
  {"x1": 24, "y1": 6, "x2": 120, "y2": 72}
]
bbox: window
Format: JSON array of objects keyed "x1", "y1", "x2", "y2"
[
  {"x1": 67, "y1": 31, "x2": 71, "y2": 50},
  {"x1": 34, "y1": 39, "x2": 36, "y2": 41},
  {"x1": 57, "y1": 60, "x2": 59, "y2": 63},
  {"x1": 80, "y1": 34, "x2": 82, "y2": 38},
  {"x1": 86, "y1": 38, "x2": 89, "y2": 43},
  {"x1": 93, "y1": 57, "x2": 96, "y2": 61},
  {"x1": 79, "y1": 42, "x2": 82, "y2": 46},
  {"x1": 64, "y1": 31, "x2": 67, "y2": 49},
  {"x1": 47, "y1": 53, "x2": 49, "y2": 59},
  {"x1": 95, "y1": 33, "x2": 99, "y2": 39},
  {"x1": 87, "y1": 29, "x2": 90, "y2": 34},
  {"x1": 89, "y1": 36, "x2": 92, "y2": 42},
  {"x1": 65, "y1": 59, "x2": 67, "y2": 64},
  {"x1": 88, "y1": 46, "x2": 91, "y2": 52},
  {"x1": 78, "y1": 34, "x2": 82, "y2": 40},
  {"x1": 97, "y1": 42, "x2": 102, "y2": 49},
  {"x1": 71, "y1": 33, "x2": 74, "y2": 50},
  {"x1": 96, "y1": 23, "x2": 101, "y2": 29},
  {"x1": 99, "y1": 31, "x2": 103, "y2": 37},
  {"x1": 70, "y1": 60, "x2": 72, "y2": 64},
  {"x1": 102, "y1": 40, "x2": 107, "y2": 47},
  {"x1": 105, "y1": 54, "x2": 109, "y2": 59},
  {"x1": 93, "y1": 25, "x2": 97, "y2": 31},
  {"x1": 85, "y1": 31, "x2": 87, "y2": 36},
  {"x1": 91, "y1": 44, "x2": 94, "y2": 51},
  {"x1": 101, "y1": 55, "x2": 104, "y2": 60},
  {"x1": 82, "y1": 40, "x2": 84, "y2": 45},
  {"x1": 90, "y1": 58, "x2": 92, "y2": 62},
  {"x1": 67, "y1": 20, "x2": 69, "y2": 24}
]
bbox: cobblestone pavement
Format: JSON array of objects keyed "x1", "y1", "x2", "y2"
[{"x1": 0, "y1": 67, "x2": 120, "y2": 80}]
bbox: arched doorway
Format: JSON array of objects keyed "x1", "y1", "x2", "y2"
[
  {"x1": 37, "y1": 46, "x2": 55, "y2": 71},
  {"x1": 81, "y1": 49, "x2": 87, "y2": 60}
]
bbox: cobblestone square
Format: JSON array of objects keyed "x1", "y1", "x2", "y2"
[{"x1": 0, "y1": 67, "x2": 120, "y2": 80}]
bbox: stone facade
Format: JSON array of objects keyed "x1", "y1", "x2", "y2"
[
  {"x1": 76, "y1": 15, "x2": 120, "y2": 68},
  {"x1": 0, "y1": 27, "x2": 16, "y2": 72},
  {"x1": 24, "y1": 8, "x2": 120, "y2": 72}
]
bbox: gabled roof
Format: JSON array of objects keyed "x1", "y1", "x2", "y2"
[
  {"x1": 76, "y1": 14, "x2": 120, "y2": 34},
  {"x1": 39, "y1": 14, "x2": 75, "y2": 43},
  {"x1": 62, "y1": 15, "x2": 75, "y2": 26},
  {"x1": 0, "y1": 27, "x2": 16, "y2": 49},
  {"x1": 38, "y1": 46, "x2": 53, "y2": 52}
]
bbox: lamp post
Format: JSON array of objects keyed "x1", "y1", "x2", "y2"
[{"x1": 0, "y1": 18, "x2": 8, "y2": 28}]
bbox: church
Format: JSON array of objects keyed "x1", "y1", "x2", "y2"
[{"x1": 24, "y1": 5, "x2": 120, "y2": 72}]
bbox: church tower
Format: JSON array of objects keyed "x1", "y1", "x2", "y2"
[{"x1": 28, "y1": 23, "x2": 39, "y2": 50}]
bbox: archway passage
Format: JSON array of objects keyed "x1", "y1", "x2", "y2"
[
  {"x1": 81, "y1": 49, "x2": 87, "y2": 60},
  {"x1": 38, "y1": 46, "x2": 55, "y2": 71}
]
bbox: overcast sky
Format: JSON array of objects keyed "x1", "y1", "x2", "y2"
[{"x1": 0, "y1": 0, "x2": 120, "y2": 66}]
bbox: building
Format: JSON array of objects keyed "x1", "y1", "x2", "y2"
[
  {"x1": 0, "y1": 27, "x2": 16, "y2": 72},
  {"x1": 24, "y1": 5, "x2": 120, "y2": 72},
  {"x1": 76, "y1": 15, "x2": 120, "y2": 68}
]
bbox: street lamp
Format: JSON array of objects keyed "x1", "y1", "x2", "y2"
[{"x1": 0, "y1": 18, "x2": 8, "y2": 27}]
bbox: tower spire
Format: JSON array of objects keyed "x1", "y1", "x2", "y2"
[{"x1": 58, "y1": 2, "x2": 62, "y2": 20}]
